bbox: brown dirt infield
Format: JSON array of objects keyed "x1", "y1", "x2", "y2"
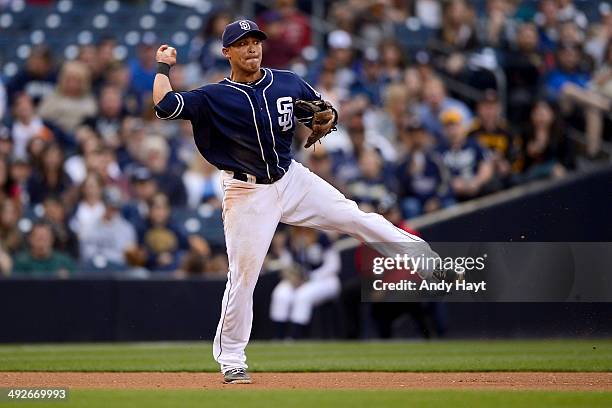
[{"x1": 1, "y1": 372, "x2": 611, "y2": 391}]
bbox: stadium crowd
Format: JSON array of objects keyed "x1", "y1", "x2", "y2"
[{"x1": 0, "y1": 0, "x2": 611, "y2": 280}]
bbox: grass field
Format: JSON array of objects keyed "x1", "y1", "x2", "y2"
[
  {"x1": 3, "y1": 390, "x2": 612, "y2": 408},
  {"x1": 1, "y1": 340, "x2": 610, "y2": 407},
  {"x1": 0, "y1": 339, "x2": 610, "y2": 372}
]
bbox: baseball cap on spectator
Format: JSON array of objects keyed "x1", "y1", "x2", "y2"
[
  {"x1": 440, "y1": 109, "x2": 463, "y2": 126},
  {"x1": 222, "y1": 20, "x2": 268, "y2": 48},
  {"x1": 131, "y1": 167, "x2": 153, "y2": 183},
  {"x1": 328, "y1": 30, "x2": 352, "y2": 49}
]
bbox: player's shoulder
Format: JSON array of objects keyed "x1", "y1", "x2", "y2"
[
  {"x1": 267, "y1": 68, "x2": 298, "y2": 78},
  {"x1": 266, "y1": 68, "x2": 305, "y2": 83}
]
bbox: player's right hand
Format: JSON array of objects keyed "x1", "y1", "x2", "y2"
[{"x1": 156, "y1": 44, "x2": 177, "y2": 66}]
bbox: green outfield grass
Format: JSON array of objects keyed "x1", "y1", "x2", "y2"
[
  {"x1": 0, "y1": 339, "x2": 611, "y2": 372},
  {"x1": 3, "y1": 390, "x2": 612, "y2": 408}
]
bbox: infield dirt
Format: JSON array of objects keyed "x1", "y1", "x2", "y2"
[{"x1": 1, "y1": 372, "x2": 611, "y2": 391}]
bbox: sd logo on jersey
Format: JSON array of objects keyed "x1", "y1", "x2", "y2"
[{"x1": 276, "y1": 97, "x2": 293, "y2": 131}]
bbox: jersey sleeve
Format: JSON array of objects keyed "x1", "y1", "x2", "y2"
[{"x1": 154, "y1": 88, "x2": 208, "y2": 121}]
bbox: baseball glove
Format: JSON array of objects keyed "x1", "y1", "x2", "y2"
[{"x1": 294, "y1": 99, "x2": 338, "y2": 148}]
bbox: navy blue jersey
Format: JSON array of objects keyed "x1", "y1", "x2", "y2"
[
  {"x1": 436, "y1": 138, "x2": 490, "y2": 179},
  {"x1": 154, "y1": 68, "x2": 320, "y2": 179}
]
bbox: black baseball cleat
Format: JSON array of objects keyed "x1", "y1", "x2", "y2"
[{"x1": 223, "y1": 368, "x2": 252, "y2": 384}]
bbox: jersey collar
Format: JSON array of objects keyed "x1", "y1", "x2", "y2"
[{"x1": 222, "y1": 68, "x2": 271, "y2": 88}]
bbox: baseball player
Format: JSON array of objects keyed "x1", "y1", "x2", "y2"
[{"x1": 153, "y1": 19, "x2": 444, "y2": 384}]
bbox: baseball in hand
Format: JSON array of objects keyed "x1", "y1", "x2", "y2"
[
  {"x1": 156, "y1": 44, "x2": 177, "y2": 66},
  {"x1": 163, "y1": 46, "x2": 175, "y2": 57}
]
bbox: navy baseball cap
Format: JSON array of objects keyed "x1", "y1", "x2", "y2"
[{"x1": 222, "y1": 19, "x2": 267, "y2": 48}]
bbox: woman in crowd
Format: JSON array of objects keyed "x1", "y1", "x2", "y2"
[{"x1": 38, "y1": 61, "x2": 97, "y2": 135}]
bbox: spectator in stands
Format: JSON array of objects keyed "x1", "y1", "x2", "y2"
[
  {"x1": 139, "y1": 192, "x2": 188, "y2": 273},
  {"x1": 26, "y1": 142, "x2": 75, "y2": 206},
  {"x1": 371, "y1": 83, "x2": 412, "y2": 143},
  {"x1": 122, "y1": 167, "x2": 158, "y2": 236},
  {"x1": 142, "y1": 135, "x2": 187, "y2": 207},
  {"x1": 12, "y1": 221, "x2": 76, "y2": 277},
  {"x1": 70, "y1": 172, "x2": 105, "y2": 235},
  {"x1": 557, "y1": 0, "x2": 588, "y2": 32},
  {"x1": 437, "y1": 109, "x2": 494, "y2": 200},
  {"x1": 324, "y1": 30, "x2": 357, "y2": 90},
  {"x1": 416, "y1": 77, "x2": 472, "y2": 141},
  {"x1": 519, "y1": 100, "x2": 573, "y2": 182},
  {"x1": 82, "y1": 85, "x2": 125, "y2": 149},
  {"x1": 270, "y1": 226, "x2": 340, "y2": 339},
  {"x1": 42, "y1": 195, "x2": 79, "y2": 259},
  {"x1": 63, "y1": 128, "x2": 101, "y2": 185},
  {"x1": 467, "y1": 90, "x2": 520, "y2": 188},
  {"x1": 9, "y1": 93, "x2": 55, "y2": 160},
  {"x1": 79, "y1": 37, "x2": 118, "y2": 93},
  {"x1": 503, "y1": 22, "x2": 545, "y2": 124},
  {"x1": 105, "y1": 62, "x2": 141, "y2": 115},
  {"x1": 438, "y1": 0, "x2": 479, "y2": 51},
  {"x1": 79, "y1": 187, "x2": 137, "y2": 270},
  {"x1": 38, "y1": 61, "x2": 97, "y2": 135},
  {"x1": 396, "y1": 120, "x2": 453, "y2": 218},
  {"x1": 8, "y1": 157, "x2": 30, "y2": 205},
  {"x1": 0, "y1": 198, "x2": 24, "y2": 254},
  {"x1": 183, "y1": 156, "x2": 222, "y2": 210},
  {"x1": 6, "y1": 45, "x2": 56, "y2": 106},
  {"x1": 189, "y1": 11, "x2": 233, "y2": 76},
  {"x1": 347, "y1": 149, "x2": 394, "y2": 213},
  {"x1": 258, "y1": 0, "x2": 311, "y2": 68},
  {"x1": 477, "y1": 0, "x2": 518, "y2": 48},
  {"x1": 116, "y1": 117, "x2": 146, "y2": 171},
  {"x1": 534, "y1": 0, "x2": 561, "y2": 59},
  {"x1": 350, "y1": 50, "x2": 386, "y2": 107},
  {"x1": 543, "y1": 43, "x2": 591, "y2": 102},
  {"x1": 258, "y1": 11, "x2": 298, "y2": 69},
  {"x1": 379, "y1": 40, "x2": 407, "y2": 83},
  {"x1": 332, "y1": 112, "x2": 368, "y2": 183},
  {"x1": 128, "y1": 38, "x2": 158, "y2": 103},
  {"x1": 304, "y1": 145, "x2": 347, "y2": 194},
  {"x1": 435, "y1": 0, "x2": 479, "y2": 77},
  {"x1": 315, "y1": 68, "x2": 347, "y2": 110}
]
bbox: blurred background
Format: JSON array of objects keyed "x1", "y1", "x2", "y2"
[{"x1": 0, "y1": 0, "x2": 610, "y2": 343}]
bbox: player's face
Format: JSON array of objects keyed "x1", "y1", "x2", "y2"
[{"x1": 224, "y1": 36, "x2": 263, "y2": 74}]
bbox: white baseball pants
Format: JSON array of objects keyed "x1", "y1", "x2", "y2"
[{"x1": 213, "y1": 160, "x2": 430, "y2": 373}]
